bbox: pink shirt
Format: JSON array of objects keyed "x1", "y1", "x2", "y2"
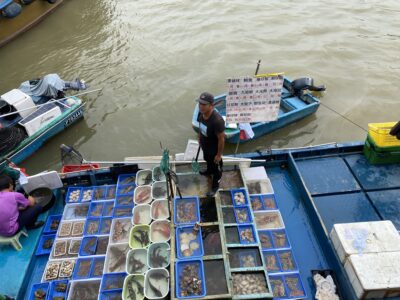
[{"x1": 0, "y1": 191, "x2": 30, "y2": 236}]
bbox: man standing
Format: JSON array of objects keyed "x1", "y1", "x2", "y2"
[{"x1": 197, "y1": 92, "x2": 225, "y2": 197}]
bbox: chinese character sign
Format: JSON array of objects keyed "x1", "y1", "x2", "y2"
[{"x1": 225, "y1": 75, "x2": 284, "y2": 123}]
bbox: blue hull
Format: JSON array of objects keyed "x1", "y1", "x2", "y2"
[{"x1": 192, "y1": 77, "x2": 321, "y2": 143}]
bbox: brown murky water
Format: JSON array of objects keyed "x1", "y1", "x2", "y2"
[{"x1": 0, "y1": 0, "x2": 399, "y2": 173}]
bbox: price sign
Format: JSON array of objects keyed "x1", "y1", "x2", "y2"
[{"x1": 225, "y1": 74, "x2": 284, "y2": 123}]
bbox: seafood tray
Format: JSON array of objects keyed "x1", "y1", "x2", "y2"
[
  {"x1": 43, "y1": 261, "x2": 61, "y2": 281},
  {"x1": 92, "y1": 256, "x2": 106, "y2": 277},
  {"x1": 59, "y1": 259, "x2": 76, "y2": 278},
  {"x1": 269, "y1": 275, "x2": 288, "y2": 298},
  {"x1": 147, "y1": 242, "x2": 170, "y2": 269},
  {"x1": 277, "y1": 249, "x2": 298, "y2": 272},
  {"x1": 68, "y1": 238, "x2": 82, "y2": 255},
  {"x1": 284, "y1": 273, "x2": 306, "y2": 298},
  {"x1": 222, "y1": 207, "x2": 236, "y2": 224},
  {"x1": 88, "y1": 201, "x2": 105, "y2": 217},
  {"x1": 261, "y1": 194, "x2": 278, "y2": 210},
  {"x1": 176, "y1": 225, "x2": 204, "y2": 259},
  {"x1": 246, "y1": 178, "x2": 274, "y2": 195},
  {"x1": 65, "y1": 187, "x2": 83, "y2": 203},
  {"x1": 151, "y1": 199, "x2": 169, "y2": 220},
  {"x1": 92, "y1": 186, "x2": 107, "y2": 201},
  {"x1": 230, "y1": 189, "x2": 249, "y2": 206},
  {"x1": 144, "y1": 268, "x2": 169, "y2": 299},
  {"x1": 228, "y1": 247, "x2": 262, "y2": 269},
  {"x1": 231, "y1": 272, "x2": 269, "y2": 295},
  {"x1": 151, "y1": 181, "x2": 168, "y2": 200},
  {"x1": 134, "y1": 185, "x2": 152, "y2": 205},
  {"x1": 105, "y1": 185, "x2": 117, "y2": 200},
  {"x1": 103, "y1": 201, "x2": 115, "y2": 217},
  {"x1": 126, "y1": 248, "x2": 148, "y2": 274},
  {"x1": 122, "y1": 274, "x2": 145, "y2": 300},
  {"x1": 43, "y1": 214, "x2": 62, "y2": 234},
  {"x1": 81, "y1": 187, "x2": 94, "y2": 202},
  {"x1": 271, "y1": 228, "x2": 291, "y2": 249},
  {"x1": 57, "y1": 221, "x2": 72, "y2": 238},
  {"x1": 250, "y1": 195, "x2": 265, "y2": 211},
  {"x1": 28, "y1": 282, "x2": 49, "y2": 300},
  {"x1": 100, "y1": 217, "x2": 113, "y2": 234},
  {"x1": 149, "y1": 220, "x2": 171, "y2": 243},
  {"x1": 104, "y1": 243, "x2": 130, "y2": 273},
  {"x1": 101, "y1": 272, "x2": 127, "y2": 292},
  {"x1": 258, "y1": 230, "x2": 274, "y2": 249},
  {"x1": 152, "y1": 166, "x2": 166, "y2": 182},
  {"x1": 116, "y1": 194, "x2": 133, "y2": 206},
  {"x1": 113, "y1": 205, "x2": 133, "y2": 218},
  {"x1": 73, "y1": 258, "x2": 93, "y2": 280},
  {"x1": 238, "y1": 225, "x2": 257, "y2": 244},
  {"x1": 233, "y1": 206, "x2": 253, "y2": 224},
  {"x1": 225, "y1": 226, "x2": 240, "y2": 245},
  {"x1": 136, "y1": 169, "x2": 152, "y2": 186},
  {"x1": 52, "y1": 239, "x2": 68, "y2": 258},
  {"x1": 35, "y1": 233, "x2": 56, "y2": 256},
  {"x1": 175, "y1": 259, "x2": 206, "y2": 299},
  {"x1": 100, "y1": 290, "x2": 123, "y2": 300},
  {"x1": 117, "y1": 184, "x2": 136, "y2": 196},
  {"x1": 129, "y1": 224, "x2": 151, "y2": 249},
  {"x1": 68, "y1": 279, "x2": 101, "y2": 300},
  {"x1": 173, "y1": 196, "x2": 200, "y2": 225},
  {"x1": 263, "y1": 250, "x2": 281, "y2": 273},
  {"x1": 79, "y1": 236, "x2": 98, "y2": 256},
  {"x1": 62, "y1": 203, "x2": 89, "y2": 220},
  {"x1": 117, "y1": 173, "x2": 136, "y2": 186},
  {"x1": 48, "y1": 280, "x2": 69, "y2": 300},
  {"x1": 110, "y1": 217, "x2": 132, "y2": 244},
  {"x1": 132, "y1": 204, "x2": 151, "y2": 225},
  {"x1": 71, "y1": 220, "x2": 85, "y2": 237},
  {"x1": 84, "y1": 217, "x2": 101, "y2": 235},
  {"x1": 253, "y1": 210, "x2": 284, "y2": 230},
  {"x1": 96, "y1": 236, "x2": 110, "y2": 255}
]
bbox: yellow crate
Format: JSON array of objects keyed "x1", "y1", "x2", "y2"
[{"x1": 368, "y1": 122, "x2": 400, "y2": 147}]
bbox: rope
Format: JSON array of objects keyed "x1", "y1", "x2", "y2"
[{"x1": 320, "y1": 102, "x2": 368, "y2": 133}]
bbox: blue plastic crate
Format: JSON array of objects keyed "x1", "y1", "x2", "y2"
[
  {"x1": 73, "y1": 258, "x2": 93, "y2": 280},
  {"x1": 238, "y1": 225, "x2": 257, "y2": 244},
  {"x1": 233, "y1": 206, "x2": 253, "y2": 224},
  {"x1": 271, "y1": 229, "x2": 291, "y2": 249},
  {"x1": 84, "y1": 217, "x2": 101, "y2": 235},
  {"x1": 100, "y1": 273, "x2": 127, "y2": 292},
  {"x1": 105, "y1": 185, "x2": 117, "y2": 200},
  {"x1": 28, "y1": 282, "x2": 49, "y2": 300},
  {"x1": 277, "y1": 249, "x2": 298, "y2": 272},
  {"x1": 88, "y1": 202, "x2": 105, "y2": 217},
  {"x1": 230, "y1": 188, "x2": 249, "y2": 206},
  {"x1": 175, "y1": 225, "x2": 204, "y2": 259},
  {"x1": 261, "y1": 194, "x2": 278, "y2": 210},
  {"x1": 113, "y1": 205, "x2": 133, "y2": 218},
  {"x1": 79, "y1": 236, "x2": 98, "y2": 256},
  {"x1": 269, "y1": 275, "x2": 288, "y2": 299},
  {"x1": 66, "y1": 187, "x2": 83, "y2": 203},
  {"x1": 284, "y1": 273, "x2": 306, "y2": 298},
  {"x1": 117, "y1": 173, "x2": 136, "y2": 186},
  {"x1": 43, "y1": 214, "x2": 62, "y2": 234},
  {"x1": 35, "y1": 233, "x2": 56, "y2": 256},
  {"x1": 100, "y1": 289, "x2": 123, "y2": 300},
  {"x1": 258, "y1": 230, "x2": 274, "y2": 249},
  {"x1": 92, "y1": 186, "x2": 107, "y2": 201},
  {"x1": 263, "y1": 250, "x2": 281, "y2": 273},
  {"x1": 175, "y1": 260, "x2": 206, "y2": 299},
  {"x1": 174, "y1": 196, "x2": 200, "y2": 225},
  {"x1": 48, "y1": 280, "x2": 69, "y2": 299},
  {"x1": 117, "y1": 184, "x2": 136, "y2": 196},
  {"x1": 91, "y1": 256, "x2": 106, "y2": 277},
  {"x1": 250, "y1": 195, "x2": 265, "y2": 211},
  {"x1": 81, "y1": 187, "x2": 94, "y2": 202},
  {"x1": 116, "y1": 194, "x2": 133, "y2": 206},
  {"x1": 99, "y1": 217, "x2": 112, "y2": 235},
  {"x1": 102, "y1": 201, "x2": 115, "y2": 217}
]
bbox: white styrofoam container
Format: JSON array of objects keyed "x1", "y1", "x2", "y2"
[
  {"x1": 19, "y1": 104, "x2": 61, "y2": 136},
  {"x1": 1, "y1": 89, "x2": 35, "y2": 117},
  {"x1": 344, "y1": 252, "x2": 400, "y2": 299},
  {"x1": 245, "y1": 178, "x2": 274, "y2": 195},
  {"x1": 242, "y1": 166, "x2": 269, "y2": 181},
  {"x1": 330, "y1": 221, "x2": 400, "y2": 264}
]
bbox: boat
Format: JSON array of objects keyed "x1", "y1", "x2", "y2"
[
  {"x1": 192, "y1": 77, "x2": 323, "y2": 143},
  {"x1": 0, "y1": 0, "x2": 64, "y2": 48},
  {"x1": 2, "y1": 139, "x2": 400, "y2": 299},
  {"x1": 0, "y1": 74, "x2": 87, "y2": 169}
]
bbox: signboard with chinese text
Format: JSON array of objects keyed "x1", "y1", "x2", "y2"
[{"x1": 225, "y1": 74, "x2": 284, "y2": 123}]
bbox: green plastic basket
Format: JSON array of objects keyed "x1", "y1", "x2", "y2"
[
  {"x1": 364, "y1": 138, "x2": 400, "y2": 165},
  {"x1": 128, "y1": 224, "x2": 150, "y2": 249}
]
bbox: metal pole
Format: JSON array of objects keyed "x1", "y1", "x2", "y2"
[{"x1": 255, "y1": 59, "x2": 261, "y2": 76}]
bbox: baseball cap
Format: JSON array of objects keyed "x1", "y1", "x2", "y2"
[{"x1": 196, "y1": 92, "x2": 214, "y2": 105}]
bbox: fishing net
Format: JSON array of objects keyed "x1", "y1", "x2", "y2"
[{"x1": 0, "y1": 127, "x2": 27, "y2": 157}]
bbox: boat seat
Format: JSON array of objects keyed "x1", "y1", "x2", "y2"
[{"x1": 0, "y1": 229, "x2": 28, "y2": 251}]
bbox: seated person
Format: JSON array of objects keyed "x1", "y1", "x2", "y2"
[{"x1": 0, "y1": 174, "x2": 44, "y2": 237}]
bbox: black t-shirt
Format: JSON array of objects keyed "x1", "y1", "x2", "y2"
[{"x1": 197, "y1": 110, "x2": 225, "y2": 154}]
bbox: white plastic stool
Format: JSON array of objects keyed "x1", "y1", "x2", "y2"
[{"x1": 0, "y1": 229, "x2": 28, "y2": 251}]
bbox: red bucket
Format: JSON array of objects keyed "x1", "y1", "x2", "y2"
[{"x1": 61, "y1": 164, "x2": 100, "y2": 173}]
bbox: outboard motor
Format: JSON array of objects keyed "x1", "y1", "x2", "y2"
[{"x1": 290, "y1": 77, "x2": 326, "y2": 97}]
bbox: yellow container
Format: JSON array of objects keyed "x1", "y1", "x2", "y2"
[{"x1": 368, "y1": 122, "x2": 400, "y2": 148}]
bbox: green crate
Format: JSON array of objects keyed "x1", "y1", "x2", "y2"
[
  {"x1": 367, "y1": 134, "x2": 400, "y2": 152},
  {"x1": 364, "y1": 139, "x2": 400, "y2": 165}
]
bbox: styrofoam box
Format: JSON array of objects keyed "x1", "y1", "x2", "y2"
[
  {"x1": 1, "y1": 89, "x2": 35, "y2": 117},
  {"x1": 20, "y1": 104, "x2": 62, "y2": 136},
  {"x1": 242, "y1": 166, "x2": 269, "y2": 181},
  {"x1": 245, "y1": 178, "x2": 274, "y2": 195},
  {"x1": 344, "y1": 252, "x2": 400, "y2": 299},
  {"x1": 330, "y1": 221, "x2": 400, "y2": 264}
]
